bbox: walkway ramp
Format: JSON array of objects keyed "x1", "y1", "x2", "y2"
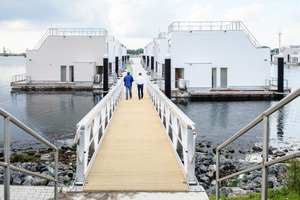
[{"x1": 83, "y1": 92, "x2": 188, "y2": 191}]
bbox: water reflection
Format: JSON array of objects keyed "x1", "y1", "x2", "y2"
[{"x1": 276, "y1": 107, "x2": 285, "y2": 141}]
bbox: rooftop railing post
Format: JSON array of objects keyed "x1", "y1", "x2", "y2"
[
  {"x1": 261, "y1": 115, "x2": 269, "y2": 200},
  {"x1": 4, "y1": 116, "x2": 11, "y2": 200}
]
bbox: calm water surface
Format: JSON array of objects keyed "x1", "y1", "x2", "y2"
[
  {"x1": 1, "y1": 57, "x2": 300, "y2": 150},
  {"x1": 0, "y1": 57, "x2": 100, "y2": 148}
]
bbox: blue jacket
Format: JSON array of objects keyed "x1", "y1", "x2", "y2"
[{"x1": 124, "y1": 75, "x2": 133, "y2": 86}]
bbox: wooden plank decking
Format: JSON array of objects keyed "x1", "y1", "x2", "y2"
[{"x1": 83, "y1": 92, "x2": 188, "y2": 192}]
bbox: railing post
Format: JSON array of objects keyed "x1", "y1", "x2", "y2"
[
  {"x1": 261, "y1": 115, "x2": 269, "y2": 200},
  {"x1": 54, "y1": 150, "x2": 59, "y2": 200},
  {"x1": 4, "y1": 116, "x2": 11, "y2": 200},
  {"x1": 187, "y1": 127, "x2": 197, "y2": 184},
  {"x1": 75, "y1": 126, "x2": 86, "y2": 185},
  {"x1": 216, "y1": 149, "x2": 220, "y2": 200}
]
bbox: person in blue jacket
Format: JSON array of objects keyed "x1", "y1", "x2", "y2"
[{"x1": 124, "y1": 72, "x2": 134, "y2": 100}]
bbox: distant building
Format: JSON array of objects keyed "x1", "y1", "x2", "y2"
[
  {"x1": 146, "y1": 21, "x2": 270, "y2": 91},
  {"x1": 280, "y1": 45, "x2": 300, "y2": 63},
  {"x1": 25, "y1": 28, "x2": 126, "y2": 86}
]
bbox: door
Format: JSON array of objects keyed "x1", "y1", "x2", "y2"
[
  {"x1": 175, "y1": 68, "x2": 184, "y2": 88},
  {"x1": 220, "y1": 68, "x2": 227, "y2": 88},
  {"x1": 212, "y1": 68, "x2": 217, "y2": 88},
  {"x1": 69, "y1": 66, "x2": 74, "y2": 82},
  {"x1": 61, "y1": 66, "x2": 66, "y2": 82}
]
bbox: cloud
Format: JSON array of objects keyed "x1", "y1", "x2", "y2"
[
  {"x1": 223, "y1": 4, "x2": 264, "y2": 22},
  {"x1": 186, "y1": 3, "x2": 214, "y2": 21}
]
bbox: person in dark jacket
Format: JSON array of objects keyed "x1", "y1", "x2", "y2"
[{"x1": 124, "y1": 72, "x2": 134, "y2": 100}]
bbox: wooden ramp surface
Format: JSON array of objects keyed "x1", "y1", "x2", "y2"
[{"x1": 83, "y1": 92, "x2": 188, "y2": 191}]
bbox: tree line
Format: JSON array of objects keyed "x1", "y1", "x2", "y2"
[{"x1": 127, "y1": 48, "x2": 144, "y2": 55}]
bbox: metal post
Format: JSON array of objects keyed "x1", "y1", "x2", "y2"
[
  {"x1": 261, "y1": 115, "x2": 269, "y2": 200},
  {"x1": 115, "y1": 57, "x2": 119, "y2": 77},
  {"x1": 187, "y1": 127, "x2": 196, "y2": 184},
  {"x1": 151, "y1": 56, "x2": 154, "y2": 80},
  {"x1": 75, "y1": 127, "x2": 86, "y2": 185},
  {"x1": 216, "y1": 150, "x2": 220, "y2": 200},
  {"x1": 277, "y1": 53, "x2": 284, "y2": 100},
  {"x1": 103, "y1": 54, "x2": 109, "y2": 94},
  {"x1": 147, "y1": 56, "x2": 149, "y2": 73},
  {"x1": 54, "y1": 150, "x2": 59, "y2": 200},
  {"x1": 165, "y1": 54, "x2": 171, "y2": 99},
  {"x1": 4, "y1": 117, "x2": 10, "y2": 200}
]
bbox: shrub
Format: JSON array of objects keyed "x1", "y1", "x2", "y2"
[
  {"x1": 11, "y1": 154, "x2": 26, "y2": 162},
  {"x1": 286, "y1": 159, "x2": 300, "y2": 196}
]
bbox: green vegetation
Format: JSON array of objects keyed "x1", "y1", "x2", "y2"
[
  {"x1": 11, "y1": 153, "x2": 37, "y2": 162},
  {"x1": 127, "y1": 48, "x2": 144, "y2": 55},
  {"x1": 1, "y1": 46, "x2": 25, "y2": 57},
  {"x1": 209, "y1": 159, "x2": 300, "y2": 199}
]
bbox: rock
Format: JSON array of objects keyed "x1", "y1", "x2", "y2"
[
  {"x1": 197, "y1": 174, "x2": 209, "y2": 183},
  {"x1": 228, "y1": 148, "x2": 235, "y2": 154},
  {"x1": 208, "y1": 164, "x2": 216, "y2": 171},
  {"x1": 0, "y1": 150, "x2": 4, "y2": 157},
  {"x1": 237, "y1": 181, "x2": 247, "y2": 190},
  {"x1": 198, "y1": 164, "x2": 208, "y2": 173},
  {"x1": 252, "y1": 146, "x2": 262, "y2": 152},
  {"x1": 206, "y1": 171, "x2": 214, "y2": 178},
  {"x1": 40, "y1": 153, "x2": 53, "y2": 161},
  {"x1": 47, "y1": 181, "x2": 55, "y2": 186},
  {"x1": 247, "y1": 170, "x2": 261, "y2": 180},
  {"x1": 12, "y1": 177, "x2": 22, "y2": 185},
  {"x1": 220, "y1": 187, "x2": 232, "y2": 197},
  {"x1": 274, "y1": 151, "x2": 286, "y2": 157},
  {"x1": 22, "y1": 176, "x2": 34, "y2": 186},
  {"x1": 277, "y1": 164, "x2": 288, "y2": 173},
  {"x1": 66, "y1": 170, "x2": 74, "y2": 178},
  {"x1": 26, "y1": 150, "x2": 36, "y2": 156},
  {"x1": 283, "y1": 149, "x2": 288, "y2": 153},
  {"x1": 0, "y1": 174, "x2": 3, "y2": 184},
  {"x1": 235, "y1": 162, "x2": 257, "y2": 171},
  {"x1": 32, "y1": 177, "x2": 47, "y2": 186},
  {"x1": 231, "y1": 187, "x2": 248, "y2": 195}
]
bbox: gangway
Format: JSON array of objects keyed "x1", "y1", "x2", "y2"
[{"x1": 73, "y1": 61, "x2": 207, "y2": 198}]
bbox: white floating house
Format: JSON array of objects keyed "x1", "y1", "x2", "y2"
[
  {"x1": 280, "y1": 45, "x2": 300, "y2": 63},
  {"x1": 156, "y1": 32, "x2": 168, "y2": 80},
  {"x1": 149, "y1": 21, "x2": 270, "y2": 91},
  {"x1": 26, "y1": 28, "x2": 126, "y2": 86}
]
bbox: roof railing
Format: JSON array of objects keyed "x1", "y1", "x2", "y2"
[
  {"x1": 33, "y1": 28, "x2": 108, "y2": 50},
  {"x1": 168, "y1": 21, "x2": 261, "y2": 48}
]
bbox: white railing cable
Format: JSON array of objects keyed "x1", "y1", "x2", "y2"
[
  {"x1": 215, "y1": 87, "x2": 300, "y2": 200},
  {"x1": 147, "y1": 80, "x2": 198, "y2": 186},
  {"x1": 0, "y1": 108, "x2": 59, "y2": 200},
  {"x1": 74, "y1": 80, "x2": 123, "y2": 185}
]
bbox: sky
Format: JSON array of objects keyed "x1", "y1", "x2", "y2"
[{"x1": 0, "y1": 0, "x2": 300, "y2": 53}]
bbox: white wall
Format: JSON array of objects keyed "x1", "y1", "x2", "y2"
[
  {"x1": 26, "y1": 36, "x2": 106, "y2": 83},
  {"x1": 167, "y1": 30, "x2": 270, "y2": 89}
]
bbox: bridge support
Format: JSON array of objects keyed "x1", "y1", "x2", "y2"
[{"x1": 277, "y1": 53, "x2": 284, "y2": 100}]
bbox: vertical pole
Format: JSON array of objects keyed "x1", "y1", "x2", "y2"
[
  {"x1": 4, "y1": 117, "x2": 10, "y2": 200},
  {"x1": 151, "y1": 56, "x2": 154, "y2": 80},
  {"x1": 103, "y1": 54, "x2": 109, "y2": 94},
  {"x1": 115, "y1": 57, "x2": 119, "y2": 77},
  {"x1": 261, "y1": 115, "x2": 269, "y2": 200},
  {"x1": 147, "y1": 56, "x2": 149, "y2": 73},
  {"x1": 187, "y1": 127, "x2": 196, "y2": 184},
  {"x1": 165, "y1": 54, "x2": 171, "y2": 99},
  {"x1": 75, "y1": 127, "x2": 85, "y2": 185},
  {"x1": 278, "y1": 53, "x2": 284, "y2": 100},
  {"x1": 216, "y1": 149, "x2": 220, "y2": 200},
  {"x1": 54, "y1": 150, "x2": 58, "y2": 200},
  {"x1": 122, "y1": 56, "x2": 125, "y2": 69}
]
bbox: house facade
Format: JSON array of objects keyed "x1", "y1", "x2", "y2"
[
  {"x1": 26, "y1": 28, "x2": 126, "y2": 86},
  {"x1": 147, "y1": 21, "x2": 270, "y2": 91}
]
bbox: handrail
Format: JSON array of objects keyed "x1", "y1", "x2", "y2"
[
  {"x1": 73, "y1": 80, "x2": 123, "y2": 186},
  {"x1": 215, "y1": 87, "x2": 300, "y2": 200},
  {"x1": 147, "y1": 80, "x2": 198, "y2": 187},
  {"x1": 168, "y1": 21, "x2": 261, "y2": 48},
  {"x1": 0, "y1": 108, "x2": 58, "y2": 200},
  {"x1": 33, "y1": 28, "x2": 108, "y2": 50}
]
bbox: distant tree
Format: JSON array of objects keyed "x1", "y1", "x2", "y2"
[{"x1": 127, "y1": 48, "x2": 144, "y2": 55}]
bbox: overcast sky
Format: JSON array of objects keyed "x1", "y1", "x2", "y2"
[{"x1": 1, "y1": 0, "x2": 300, "y2": 53}]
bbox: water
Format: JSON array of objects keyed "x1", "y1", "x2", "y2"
[
  {"x1": 0, "y1": 57, "x2": 101, "y2": 149},
  {"x1": 176, "y1": 63, "x2": 300, "y2": 151},
  {"x1": 1, "y1": 57, "x2": 300, "y2": 151}
]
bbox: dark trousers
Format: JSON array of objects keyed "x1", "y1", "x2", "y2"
[{"x1": 137, "y1": 84, "x2": 144, "y2": 99}]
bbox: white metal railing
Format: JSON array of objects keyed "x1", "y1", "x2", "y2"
[
  {"x1": 215, "y1": 87, "x2": 300, "y2": 200},
  {"x1": 33, "y1": 28, "x2": 108, "y2": 50},
  {"x1": 73, "y1": 80, "x2": 123, "y2": 186},
  {"x1": 168, "y1": 21, "x2": 261, "y2": 48},
  {"x1": 265, "y1": 77, "x2": 289, "y2": 91},
  {"x1": 0, "y1": 108, "x2": 58, "y2": 200},
  {"x1": 11, "y1": 74, "x2": 31, "y2": 84},
  {"x1": 147, "y1": 80, "x2": 198, "y2": 186}
]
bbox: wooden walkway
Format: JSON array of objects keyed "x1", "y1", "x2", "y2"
[{"x1": 83, "y1": 92, "x2": 189, "y2": 191}]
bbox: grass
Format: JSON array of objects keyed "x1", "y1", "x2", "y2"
[{"x1": 209, "y1": 159, "x2": 300, "y2": 199}]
